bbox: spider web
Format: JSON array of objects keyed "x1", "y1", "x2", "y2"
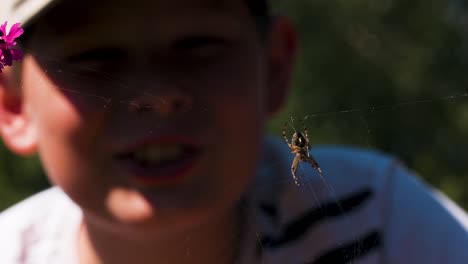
[
  {"x1": 2, "y1": 0, "x2": 468, "y2": 262},
  {"x1": 3, "y1": 47, "x2": 468, "y2": 263}
]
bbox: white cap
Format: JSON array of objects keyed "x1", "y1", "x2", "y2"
[{"x1": 0, "y1": 0, "x2": 57, "y2": 27}]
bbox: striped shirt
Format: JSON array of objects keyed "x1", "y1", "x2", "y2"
[
  {"x1": 238, "y1": 137, "x2": 468, "y2": 263},
  {"x1": 1, "y1": 137, "x2": 468, "y2": 263}
]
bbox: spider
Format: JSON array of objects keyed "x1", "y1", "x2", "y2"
[{"x1": 282, "y1": 119, "x2": 323, "y2": 186}]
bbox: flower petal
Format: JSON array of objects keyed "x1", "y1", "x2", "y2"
[
  {"x1": 0, "y1": 21, "x2": 24, "y2": 72},
  {"x1": 4, "y1": 23, "x2": 24, "y2": 43},
  {"x1": 0, "y1": 22, "x2": 7, "y2": 38}
]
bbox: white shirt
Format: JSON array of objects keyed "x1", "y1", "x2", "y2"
[{"x1": 1, "y1": 137, "x2": 468, "y2": 263}]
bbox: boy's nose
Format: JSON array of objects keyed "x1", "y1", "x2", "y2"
[{"x1": 127, "y1": 91, "x2": 193, "y2": 117}]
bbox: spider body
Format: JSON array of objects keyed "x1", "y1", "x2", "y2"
[
  {"x1": 292, "y1": 132, "x2": 307, "y2": 148},
  {"x1": 283, "y1": 120, "x2": 323, "y2": 186}
]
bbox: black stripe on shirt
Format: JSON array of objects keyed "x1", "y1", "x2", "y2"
[
  {"x1": 261, "y1": 188, "x2": 373, "y2": 248},
  {"x1": 308, "y1": 230, "x2": 382, "y2": 264}
]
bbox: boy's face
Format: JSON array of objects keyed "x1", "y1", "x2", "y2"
[{"x1": 0, "y1": 0, "x2": 295, "y2": 234}]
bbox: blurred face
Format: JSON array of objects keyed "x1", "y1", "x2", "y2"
[{"x1": 7, "y1": 0, "x2": 293, "y2": 237}]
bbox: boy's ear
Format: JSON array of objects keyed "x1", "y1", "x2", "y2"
[
  {"x1": 266, "y1": 16, "x2": 297, "y2": 117},
  {"x1": 0, "y1": 67, "x2": 38, "y2": 155}
]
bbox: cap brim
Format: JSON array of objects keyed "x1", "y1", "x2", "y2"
[{"x1": 0, "y1": 0, "x2": 58, "y2": 27}]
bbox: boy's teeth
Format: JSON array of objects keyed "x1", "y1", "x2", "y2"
[{"x1": 132, "y1": 146, "x2": 183, "y2": 164}]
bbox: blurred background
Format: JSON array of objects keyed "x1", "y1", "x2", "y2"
[{"x1": 2, "y1": 0, "x2": 468, "y2": 210}]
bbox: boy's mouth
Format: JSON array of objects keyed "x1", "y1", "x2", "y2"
[
  {"x1": 114, "y1": 138, "x2": 202, "y2": 186},
  {"x1": 129, "y1": 145, "x2": 185, "y2": 165}
]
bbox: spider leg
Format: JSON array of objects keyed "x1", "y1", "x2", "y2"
[
  {"x1": 282, "y1": 121, "x2": 291, "y2": 146},
  {"x1": 305, "y1": 154, "x2": 323, "y2": 176},
  {"x1": 301, "y1": 118, "x2": 309, "y2": 139},
  {"x1": 300, "y1": 118, "x2": 311, "y2": 149},
  {"x1": 291, "y1": 155, "x2": 301, "y2": 186}
]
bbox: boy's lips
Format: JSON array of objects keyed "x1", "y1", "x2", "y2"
[{"x1": 113, "y1": 136, "x2": 202, "y2": 186}]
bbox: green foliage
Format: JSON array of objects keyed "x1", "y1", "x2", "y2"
[
  {"x1": 0, "y1": 144, "x2": 49, "y2": 210},
  {"x1": 269, "y1": 0, "x2": 468, "y2": 209}
]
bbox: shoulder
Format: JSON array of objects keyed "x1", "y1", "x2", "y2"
[
  {"x1": 0, "y1": 187, "x2": 81, "y2": 263},
  {"x1": 0, "y1": 187, "x2": 73, "y2": 224}
]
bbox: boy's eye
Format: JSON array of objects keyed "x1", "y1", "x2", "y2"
[
  {"x1": 66, "y1": 47, "x2": 126, "y2": 64},
  {"x1": 63, "y1": 47, "x2": 127, "y2": 77}
]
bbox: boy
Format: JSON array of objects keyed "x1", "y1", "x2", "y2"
[{"x1": 0, "y1": 0, "x2": 467, "y2": 263}]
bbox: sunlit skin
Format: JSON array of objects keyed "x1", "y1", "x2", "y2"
[{"x1": 0, "y1": 0, "x2": 296, "y2": 263}]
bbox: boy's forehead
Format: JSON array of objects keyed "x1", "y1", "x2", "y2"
[
  {"x1": 49, "y1": 0, "x2": 240, "y2": 11},
  {"x1": 3, "y1": 0, "x2": 259, "y2": 39},
  {"x1": 23, "y1": 0, "x2": 262, "y2": 58},
  {"x1": 33, "y1": 0, "x2": 251, "y2": 35}
]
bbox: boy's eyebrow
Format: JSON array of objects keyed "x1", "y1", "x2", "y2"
[
  {"x1": 66, "y1": 46, "x2": 127, "y2": 62},
  {"x1": 172, "y1": 35, "x2": 230, "y2": 49}
]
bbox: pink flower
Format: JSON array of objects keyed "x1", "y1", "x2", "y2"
[
  {"x1": 0, "y1": 22, "x2": 23, "y2": 45},
  {"x1": 0, "y1": 21, "x2": 24, "y2": 72}
]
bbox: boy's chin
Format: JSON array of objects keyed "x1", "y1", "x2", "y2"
[
  {"x1": 107, "y1": 188, "x2": 157, "y2": 224},
  {"x1": 101, "y1": 186, "x2": 216, "y2": 234}
]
